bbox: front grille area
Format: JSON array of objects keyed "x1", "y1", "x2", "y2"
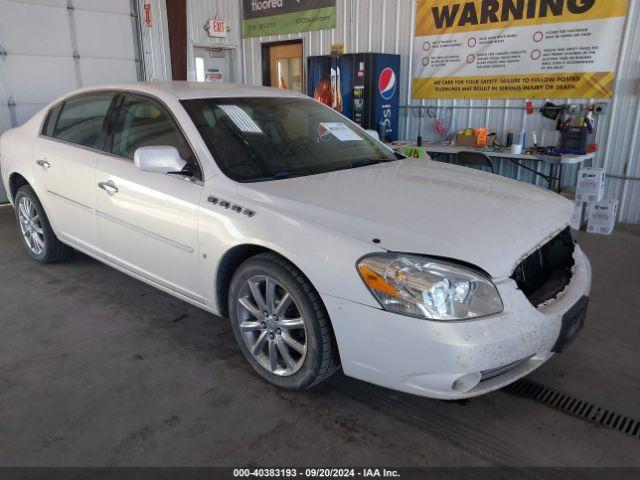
[{"x1": 511, "y1": 227, "x2": 575, "y2": 307}]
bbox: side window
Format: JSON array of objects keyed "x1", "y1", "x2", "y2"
[
  {"x1": 42, "y1": 103, "x2": 63, "y2": 137},
  {"x1": 53, "y1": 93, "x2": 115, "y2": 150},
  {"x1": 111, "y1": 95, "x2": 199, "y2": 177}
]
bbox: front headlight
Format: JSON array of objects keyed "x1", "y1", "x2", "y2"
[{"x1": 357, "y1": 254, "x2": 503, "y2": 321}]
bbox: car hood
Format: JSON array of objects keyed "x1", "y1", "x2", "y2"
[{"x1": 238, "y1": 159, "x2": 573, "y2": 279}]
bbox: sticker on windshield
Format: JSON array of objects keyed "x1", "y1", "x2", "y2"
[{"x1": 318, "y1": 122, "x2": 362, "y2": 142}]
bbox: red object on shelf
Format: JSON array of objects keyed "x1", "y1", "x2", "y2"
[
  {"x1": 525, "y1": 101, "x2": 534, "y2": 115},
  {"x1": 587, "y1": 143, "x2": 599, "y2": 153}
]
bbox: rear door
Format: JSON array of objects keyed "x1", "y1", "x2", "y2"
[
  {"x1": 33, "y1": 92, "x2": 117, "y2": 252},
  {"x1": 95, "y1": 93, "x2": 204, "y2": 301}
]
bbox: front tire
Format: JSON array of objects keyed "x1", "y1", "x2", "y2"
[
  {"x1": 229, "y1": 252, "x2": 339, "y2": 390},
  {"x1": 14, "y1": 185, "x2": 73, "y2": 263}
]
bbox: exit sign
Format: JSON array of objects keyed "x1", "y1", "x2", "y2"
[{"x1": 207, "y1": 19, "x2": 227, "y2": 38}]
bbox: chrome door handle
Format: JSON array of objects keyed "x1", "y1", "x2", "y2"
[
  {"x1": 98, "y1": 181, "x2": 119, "y2": 195},
  {"x1": 36, "y1": 159, "x2": 51, "y2": 170}
]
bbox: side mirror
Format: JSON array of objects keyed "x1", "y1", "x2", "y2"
[
  {"x1": 365, "y1": 129, "x2": 380, "y2": 141},
  {"x1": 134, "y1": 146, "x2": 187, "y2": 174}
]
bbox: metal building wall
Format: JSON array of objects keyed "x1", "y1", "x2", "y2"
[
  {"x1": 138, "y1": 0, "x2": 244, "y2": 82},
  {"x1": 0, "y1": 0, "x2": 142, "y2": 202},
  {"x1": 144, "y1": 0, "x2": 640, "y2": 223},
  {"x1": 137, "y1": 0, "x2": 173, "y2": 81},
  {"x1": 186, "y1": 0, "x2": 242, "y2": 82}
]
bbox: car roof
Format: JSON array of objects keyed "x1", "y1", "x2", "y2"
[{"x1": 65, "y1": 81, "x2": 308, "y2": 101}]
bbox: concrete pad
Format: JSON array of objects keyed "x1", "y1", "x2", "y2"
[{"x1": 0, "y1": 205, "x2": 639, "y2": 466}]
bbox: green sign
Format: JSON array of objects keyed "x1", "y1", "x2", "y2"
[{"x1": 242, "y1": 0, "x2": 336, "y2": 38}]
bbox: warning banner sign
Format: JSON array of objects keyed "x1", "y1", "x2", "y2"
[{"x1": 412, "y1": 0, "x2": 627, "y2": 99}]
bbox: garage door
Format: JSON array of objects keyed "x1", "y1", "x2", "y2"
[{"x1": 0, "y1": 0, "x2": 142, "y2": 202}]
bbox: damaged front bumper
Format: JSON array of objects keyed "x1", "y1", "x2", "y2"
[{"x1": 323, "y1": 245, "x2": 592, "y2": 400}]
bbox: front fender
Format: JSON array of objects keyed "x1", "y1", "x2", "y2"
[{"x1": 197, "y1": 179, "x2": 385, "y2": 313}]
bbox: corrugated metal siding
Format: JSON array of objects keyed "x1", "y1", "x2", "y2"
[
  {"x1": 599, "y1": 0, "x2": 640, "y2": 223},
  {"x1": 186, "y1": 0, "x2": 242, "y2": 82},
  {"x1": 142, "y1": 0, "x2": 640, "y2": 223},
  {"x1": 137, "y1": 0, "x2": 172, "y2": 81},
  {"x1": 187, "y1": 0, "x2": 241, "y2": 47}
]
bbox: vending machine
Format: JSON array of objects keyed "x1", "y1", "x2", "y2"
[{"x1": 307, "y1": 53, "x2": 401, "y2": 142}]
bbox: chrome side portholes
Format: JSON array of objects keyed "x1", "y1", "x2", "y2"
[{"x1": 207, "y1": 196, "x2": 256, "y2": 217}]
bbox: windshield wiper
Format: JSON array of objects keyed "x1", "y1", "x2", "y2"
[
  {"x1": 244, "y1": 171, "x2": 303, "y2": 182},
  {"x1": 335, "y1": 158, "x2": 394, "y2": 171},
  {"x1": 242, "y1": 158, "x2": 396, "y2": 182}
]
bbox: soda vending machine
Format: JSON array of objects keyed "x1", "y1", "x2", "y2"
[{"x1": 307, "y1": 53, "x2": 401, "y2": 142}]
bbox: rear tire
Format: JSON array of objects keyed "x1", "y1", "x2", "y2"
[
  {"x1": 229, "y1": 252, "x2": 340, "y2": 390},
  {"x1": 14, "y1": 185, "x2": 73, "y2": 263}
]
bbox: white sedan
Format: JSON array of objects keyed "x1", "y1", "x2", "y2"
[{"x1": 0, "y1": 83, "x2": 591, "y2": 399}]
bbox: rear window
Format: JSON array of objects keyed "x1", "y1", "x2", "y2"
[
  {"x1": 42, "y1": 103, "x2": 63, "y2": 137},
  {"x1": 53, "y1": 93, "x2": 115, "y2": 150}
]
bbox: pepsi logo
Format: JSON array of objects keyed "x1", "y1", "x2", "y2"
[{"x1": 379, "y1": 67, "x2": 397, "y2": 101}]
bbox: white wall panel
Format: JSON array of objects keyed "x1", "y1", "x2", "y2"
[
  {"x1": 74, "y1": 10, "x2": 136, "y2": 60},
  {"x1": 14, "y1": 103, "x2": 44, "y2": 124},
  {"x1": 73, "y1": 0, "x2": 131, "y2": 14},
  {"x1": 0, "y1": 70, "x2": 7, "y2": 103},
  {"x1": 0, "y1": 0, "x2": 141, "y2": 203},
  {"x1": 4, "y1": 0, "x2": 67, "y2": 6},
  {"x1": 0, "y1": 106, "x2": 12, "y2": 133},
  {"x1": 79, "y1": 58, "x2": 138, "y2": 85},
  {"x1": 0, "y1": 1, "x2": 72, "y2": 56},
  {"x1": 5, "y1": 55, "x2": 77, "y2": 103},
  {"x1": 0, "y1": 0, "x2": 140, "y2": 114}
]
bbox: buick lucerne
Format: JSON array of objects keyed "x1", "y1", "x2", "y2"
[{"x1": 0, "y1": 83, "x2": 591, "y2": 399}]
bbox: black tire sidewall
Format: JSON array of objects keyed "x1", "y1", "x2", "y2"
[{"x1": 229, "y1": 256, "x2": 326, "y2": 390}]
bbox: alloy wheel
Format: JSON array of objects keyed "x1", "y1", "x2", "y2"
[
  {"x1": 236, "y1": 275, "x2": 307, "y2": 376},
  {"x1": 18, "y1": 197, "x2": 45, "y2": 256}
]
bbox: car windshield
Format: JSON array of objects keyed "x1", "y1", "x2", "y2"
[{"x1": 181, "y1": 97, "x2": 399, "y2": 182}]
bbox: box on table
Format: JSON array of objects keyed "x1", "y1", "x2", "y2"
[
  {"x1": 576, "y1": 167, "x2": 605, "y2": 203},
  {"x1": 454, "y1": 134, "x2": 495, "y2": 148},
  {"x1": 587, "y1": 198, "x2": 618, "y2": 235}
]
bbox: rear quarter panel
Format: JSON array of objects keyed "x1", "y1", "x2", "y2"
[{"x1": 0, "y1": 125, "x2": 38, "y2": 205}]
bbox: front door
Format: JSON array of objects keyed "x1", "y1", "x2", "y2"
[
  {"x1": 94, "y1": 93, "x2": 204, "y2": 301},
  {"x1": 32, "y1": 92, "x2": 117, "y2": 252}
]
